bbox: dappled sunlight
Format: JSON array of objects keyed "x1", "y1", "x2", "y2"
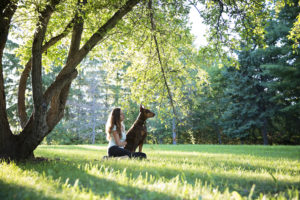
[
  {"x1": 1, "y1": 145, "x2": 298, "y2": 199},
  {"x1": 98, "y1": 154, "x2": 299, "y2": 191},
  {"x1": 12, "y1": 160, "x2": 180, "y2": 199},
  {"x1": 84, "y1": 161, "x2": 238, "y2": 199},
  {"x1": 76, "y1": 145, "x2": 108, "y2": 150}
]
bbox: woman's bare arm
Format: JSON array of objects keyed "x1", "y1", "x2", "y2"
[{"x1": 111, "y1": 131, "x2": 127, "y2": 147}]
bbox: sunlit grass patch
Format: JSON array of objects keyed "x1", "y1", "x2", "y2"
[{"x1": 1, "y1": 144, "x2": 299, "y2": 199}]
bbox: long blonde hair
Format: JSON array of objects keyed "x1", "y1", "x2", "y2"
[{"x1": 105, "y1": 108, "x2": 122, "y2": 141}]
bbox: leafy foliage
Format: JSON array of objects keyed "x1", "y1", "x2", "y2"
[{"x1": 2, "y1": 0, "x2": 300, "y2": 145}]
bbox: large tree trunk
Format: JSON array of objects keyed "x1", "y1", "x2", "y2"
[
  {"x1": 0, "y1": 0, "x2": 141, "y2": 160},
  {"x1": 0, "y1": 0, "x2": 17, "y2": 159}
]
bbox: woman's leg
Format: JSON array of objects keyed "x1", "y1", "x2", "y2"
[{"x1": 108, "y1": 146, "x2": 131, "y2": 157}]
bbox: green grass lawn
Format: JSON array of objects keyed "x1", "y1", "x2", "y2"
[{"x1": 1, "y1": 145, "x2": 299, "y2": 199}]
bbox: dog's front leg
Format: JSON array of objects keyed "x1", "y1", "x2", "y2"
[{"x1": 138, "y1": 143, "x2": 143, "y2": 152}]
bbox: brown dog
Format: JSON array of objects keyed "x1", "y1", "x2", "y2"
[{"x1": 124, "y1": 105, "x2": 155, "y2": 152}]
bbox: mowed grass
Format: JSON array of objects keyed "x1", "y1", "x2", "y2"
[{"x1": 0, "y1": 145, "x2": 299, "y2": 200}]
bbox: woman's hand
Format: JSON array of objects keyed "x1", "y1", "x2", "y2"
[{"x1": 120, "y1": 141, "x2": 127, "y2": 147}]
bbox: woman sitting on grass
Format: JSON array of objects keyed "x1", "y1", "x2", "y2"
[{"x1": 105, "y1": 107, "x2": 146, "y2": 159}]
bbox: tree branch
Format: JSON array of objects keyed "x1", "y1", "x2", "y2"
[
  {"x1": 31, "y1": 0, "x2": 61, "y2": 135},
  {"x1": 45, "y1": 0, "x2": 86, "y2": 131},
  {"x1": 20, "y1": 0, "x2": 141, "y2": 138},
  {"x1": 65, "y1": 0, "x2": 141, "y2": 70},
  {"x1": 44, "y1": 0, "x2": 141, "y2": 131},
  {"x1": 18, "y1": 16, "x2": 75, "y2": 128},
  {"x1": 148, "y1": 0, "x2": 176, "y2": 117}
]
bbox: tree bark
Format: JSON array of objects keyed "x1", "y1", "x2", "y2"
[
  {"x1": 18, "y1": 18, "x2": 75, "y2": 128},
  {"x1": 46, "y1": 0, "x2": 86, "y2": 130},
  {"x1": 33, "y1": 1, "x2": 61, "y2": 133},
  {"x1": 0, "y1": 0, "x2": 17, "y2": 159},
  {"x1": 7, "y1": 0, "x2": 62, "y2": 160}
]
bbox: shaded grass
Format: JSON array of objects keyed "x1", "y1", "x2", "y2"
[{"x1": 1, "y1": 144, "x2": 299, "y2": 199}]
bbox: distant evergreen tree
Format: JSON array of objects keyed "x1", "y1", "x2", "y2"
[
  {"x1": 262, "y1": 1, "x2": 300, "y2": 144},
  {"x1": 220, "y1": 1, "x2": 300, "y2": 144},
  {"x1": 220, "y1": 60, "x2": 275, "y2": 145}
]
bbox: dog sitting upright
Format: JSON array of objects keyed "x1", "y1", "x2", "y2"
[{"x1": 125, "y1": 105, "x2": 155, "y2": 153}]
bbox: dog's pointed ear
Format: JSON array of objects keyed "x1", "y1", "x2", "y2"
[{"x1": 140, "y1": 104, "x2": 143, "y2": 111}]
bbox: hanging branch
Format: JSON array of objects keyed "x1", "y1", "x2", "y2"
[
  {"x1": 148, "y1": 0, "x2": 178, "y2": 144},
  {"x1": 148, "y1": 0, "x2": 176, "y2": 117}
]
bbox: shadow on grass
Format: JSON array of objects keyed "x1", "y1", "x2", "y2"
[
  {"x1": 93, "y1": 158, "x2": 299, "y2": 198},
  {"x1": 0, "y1": 179, "x2": 56, "y2": 200},
  {"x1": 28, "y1": 145, "x2": 300, "y2": 199},
  {"x1": 15, "y1": 159, "x2": 178, "y2": 200},
  {"x1": 152, "y1": 152, "x2": 299, "y2": 174}
]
